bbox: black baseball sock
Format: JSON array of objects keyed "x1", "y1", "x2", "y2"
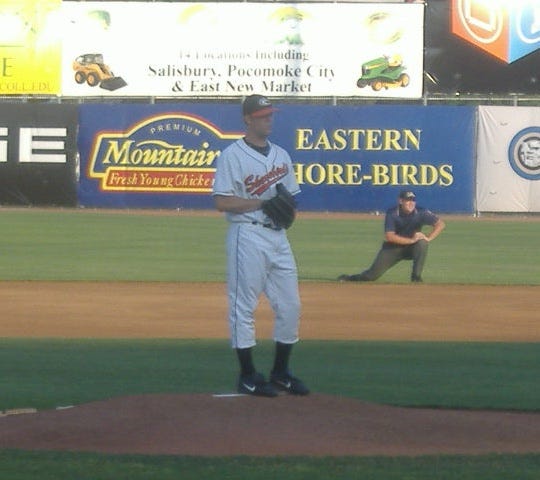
[
  {"x1": 271, "y1": 342, "x2": 293, "y2": 375},
  {"x1": 236, "y1": 347, "x2": 256, "y2": 376}
]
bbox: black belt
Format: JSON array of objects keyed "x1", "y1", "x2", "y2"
[{"x1": 251, "y1": 221, "x2": 282, "y2": 231}]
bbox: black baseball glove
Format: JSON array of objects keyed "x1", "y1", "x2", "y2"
[{"x1": 261, "y1": 183, "x2": 297, "y2": 229}]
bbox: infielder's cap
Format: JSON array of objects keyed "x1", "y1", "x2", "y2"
[
  {"x1": 399, "y1": 190, "x2": 416, "y2": 200},
  {"x1": 242, "y1": 94, "x2": 277, "y2": 117}
]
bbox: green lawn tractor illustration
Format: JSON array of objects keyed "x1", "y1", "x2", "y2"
[
  {"x1": 73, "y1": 53, "x2": 127, "y2": 91},
  {"x1": 356, "y1": 55, "x2": 409, "y2": 92}
]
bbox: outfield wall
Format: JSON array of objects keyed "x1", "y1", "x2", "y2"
[{"x1": 1, "y1": 103, "x2": 539, "y2": 213}]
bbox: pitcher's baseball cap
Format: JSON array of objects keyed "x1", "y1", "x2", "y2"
[
  {"x1": 399, "y1": 190, "x2": 416, "y2": 200},
  {"x1": 242, "y1": 94, "x2": 277, "y2": 117}
]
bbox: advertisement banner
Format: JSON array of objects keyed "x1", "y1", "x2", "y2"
[
  {"x1": 451, "y1": 0, "x2": 540, "y2": 64},
  {"x1": 0, "y1": 0, "x2": 62, "y2": 95},
  {"x1": 425, "y1": 0, "x2": 540, "y2": 94},
  {"x1": 477, "y1": 106, "x2": 540, "y2": 212},
  {"x1": 0, "y1": 104, "x2": 78, "y2": 206},
  {"x1": 282, "y1": 104, "x2": 475, "y2": 213},
  {"x1": 78, "y1": 104, "x2": 243, "y2": 209},
  {"x1": 78, "y1": 104, "x2": 475, "y2": 213},
  {"x1": 62, "y1": 2, "x2": 424, "y2": 98}
]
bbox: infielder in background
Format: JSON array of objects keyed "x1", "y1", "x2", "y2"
[
  {"x1": 338, "y1": 190, "x2": 446, "y2": 283},
  {"x1": 212, "y1": 94, "x2": 309, "y2": 397}
]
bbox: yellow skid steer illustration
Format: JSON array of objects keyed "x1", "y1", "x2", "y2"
[{"x1": 73, "y1": 53, "x2": 127, "y2": 91}]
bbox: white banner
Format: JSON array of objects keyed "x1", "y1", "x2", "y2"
[
  {"x1": 477, "y1": 106, "x2": 540, "y2": 212},
  {"x1": 60, "y1": 2, "x2": 424, "y2": 98}
]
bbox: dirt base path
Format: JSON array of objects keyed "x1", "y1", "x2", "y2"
[
  {"x1": 1, "y1": 281, "x2": 538, "y2": 457},
  {"x1": 1, "y1": 281, "x2": 538, "y2": 341}
]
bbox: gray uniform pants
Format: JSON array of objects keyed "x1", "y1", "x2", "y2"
[{"x1": 350, "y1": 239, "x2": 429, "y2": 281}]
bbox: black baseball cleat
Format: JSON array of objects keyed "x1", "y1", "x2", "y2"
[
  {"x1": 337, "y1": 274, "x2": 351, "y2": 282},
  {"x1": 238, "y1": 372, "x2": 278, "y2": 397},
  {"x1": 411, "y1": 275, "x2": 423, "y2": 283},
  {"x1": 270, "y1": 370, "x2": 310, "y2": 396}
]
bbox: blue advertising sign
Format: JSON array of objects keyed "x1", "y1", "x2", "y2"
[
  {"x1": 78, "y1": 103, "x2": 475, "y2": 213},
  {"x1": 78, "y1": 103, "x2": 244, "y2": 209},
  {"x1": 275, "y1": 104, "x2": 476, "y2": 213}
]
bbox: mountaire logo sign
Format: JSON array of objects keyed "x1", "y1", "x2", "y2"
[{"x1": 87, "y1": 113, "x2": 241, "y2": 193}]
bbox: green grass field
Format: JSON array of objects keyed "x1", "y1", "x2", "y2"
[
  {"x1": 1, "y1": 209, "x2": 539, "y2": 284},
  {"x1": 1, "y1": 339, "x2": 538, "y2": 411},
  {"x1": 0, "y1": 208, "x2": 539, "y2": 479}
]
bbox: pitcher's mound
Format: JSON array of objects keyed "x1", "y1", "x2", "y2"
[{"x1": 1, "y1": 393, "x2": 539, "y2": 456}]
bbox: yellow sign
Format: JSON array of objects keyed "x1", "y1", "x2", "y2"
[{"x1": 0, "y1": 0, "x2": 62, "y2": 94}]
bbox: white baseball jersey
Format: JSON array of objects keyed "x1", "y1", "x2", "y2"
[
  {"x1": 213, "y1": 138, "x2": 301, "y2": 349},
  {"x1": 213, "y1": 138, "x2": 300, "y2": 224}
]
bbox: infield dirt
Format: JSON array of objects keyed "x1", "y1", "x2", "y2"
[{"x1": 1, "y1": 281, "x2": 538, "y2": 341}]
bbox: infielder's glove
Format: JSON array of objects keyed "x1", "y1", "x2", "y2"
[{"x1": 261, "y1": 183, "x2": 297, "y2": 229}]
